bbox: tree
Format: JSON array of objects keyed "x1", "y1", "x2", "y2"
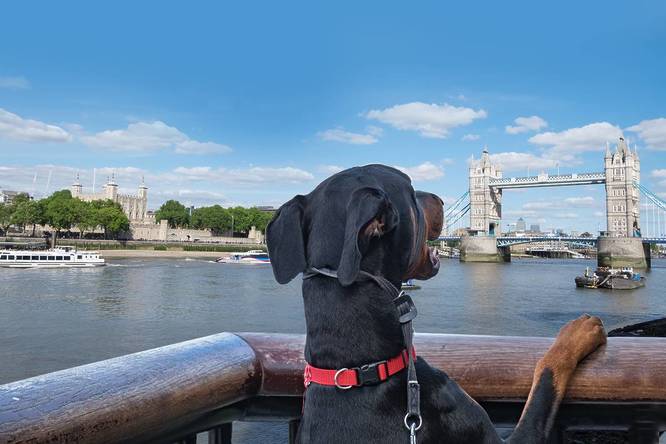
[
  {"x1": 0, "y1": 204, "x2": 12, "y2": 235},
  {"x1": 72, "y1": 199, "x2": 97, "y2": 238},
  {"x1": 96, "y1": 205, "x2": 129, "y2": 239},
  {"x1": 155, "y1": 200, "x2": 190, "y2": 228},
  {"x1": 44, "y1": 190, "x2": 77, "y2": 245},
  {"x1": 191, "y1": 205, "x2": 232, "y2": 235},
  {"x1": 247, "y1": 207, "x2": 274, "y2": 232},
  {"x1": 228, "y1": 206, "x2": 253, "y2": 233},
  {"x1": 10, "y1": 199, "x2": 44, "y2": 236}
]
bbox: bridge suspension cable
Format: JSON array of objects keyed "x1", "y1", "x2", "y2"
[
  {"x1": 634, "y1": 181, "x2": 666, "y2": 238},
  {"x1": 445, "y1": 203, "x2": 470, "y2": 234},
  {"x1": 445, "y1": 191, "x2": 469, "y2": 218}
]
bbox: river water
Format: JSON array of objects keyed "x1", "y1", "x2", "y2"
[{"x1": 1, "y1": 257, "x2": 665, "y2": 441}]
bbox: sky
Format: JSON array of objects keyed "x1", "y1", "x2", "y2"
[{"x1": 1, "y1": 1, "x2": 665, "y2": 233}]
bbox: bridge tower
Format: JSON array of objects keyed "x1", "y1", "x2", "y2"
[
  {"x1": 461, "y1": 148, "x2": 510, "y2": 262},
  {"x1": 469, "y1": 148, "x2": 502, "y2": 235},
  {"x1": 604, "y1": 137, "x2": 640, "y2": 237},
  {"x1": 598, "y1": 137, "x2": 649, "y2": 268}
]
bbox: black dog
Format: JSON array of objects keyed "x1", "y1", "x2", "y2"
[{"x1": 267, "y1": 165, "x2": 606, "y2": 443}]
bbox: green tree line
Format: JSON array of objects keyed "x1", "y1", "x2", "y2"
[
  {"x1": 154, "y1": 200, "x2": 274, "y2": 234},
  {"x1": 0, "y1": 190, "x2": 129, "y2": 242}
]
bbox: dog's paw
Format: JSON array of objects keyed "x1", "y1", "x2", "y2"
[{"x1": 552, "y1": 314, "x2": 607, "y2": 365}]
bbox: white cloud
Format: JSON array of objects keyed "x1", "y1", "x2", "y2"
[
  {"x1": 564, "y1": 196, "x2": 596, "y2": 207},
  {"x1": 505, "y1": 115, "x2": 548, "y2": 134},
  {"x1": 651, "y1": 169, "x2": 666, "y2": 178},
  {"x1": 626, "y1": 118, "x2": 666, "y2": 150},
  {"x1": 366, "y1": 102, "x2": 487, "y2": 139},
  {"x1": 0, "y1": 76, "x2": 30, "y2": 89},
  {"x1": 173, "y1": 165, "x2": 314, "y2": 185},
  {"x1": 529, "y1": 122, "x2": 623, "y2": 156},
  {"x1": 487, "y1": 152, "x2": 559, "y2": 172},
  {"x1": 523, "y1": 201, "x2": 555, "y2": 210},
  {"x1": 81, "y1": 121, "x2": 232, "y2": 154},
  {"x1": 318, "y1": 165, "x2": 345, "y2": 175},
  {"x1": 0, "y1": 108, "x2": 71, "y2": 142},
  {"x1": 522, "y1": 196, "x2": 598, "y2": 212},
  {"x1": 394, "y1": 161, "x2": 444, "y2": 182},
  {"x1": 174, "y1": 140, "x2": 232, "y2": 154},
  {"x1": 317, "y1": 127, "x2": 378, "y2": 145},
  {"x1": 462, "y1": 134, "x2": 480, "y2": 141}
]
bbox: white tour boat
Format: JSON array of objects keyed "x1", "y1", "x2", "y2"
[
  {"x1": 215, "y1": 250, "x2": 270, "y2": 265},
  {"x1": 0, "y1": 246, "x2": 105, "y2": 268}
]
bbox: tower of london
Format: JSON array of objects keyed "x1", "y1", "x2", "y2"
[{"x1": 71, "y1": 174, "x2": 149, "y2": 222}]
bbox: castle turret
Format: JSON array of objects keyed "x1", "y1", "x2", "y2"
[
  {"x1": 136, "y1": 177, "x2": 148, "y2": 221},
  {"x1": 105, "y1": 174, "x2": 118, "y2": 201},
  {"x1": 71, "y1": 174, "x2": 83, "y2": 198}
]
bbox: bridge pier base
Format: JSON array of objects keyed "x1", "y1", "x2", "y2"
[
  {"x1": 460, "y1": 236, "x2": 510, "y2": 263},
  {"x1": 597, "y1": 236, "x2": 651, "y2": 269}
]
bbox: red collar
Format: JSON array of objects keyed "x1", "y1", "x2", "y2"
[{"x1": 304, "y1": 348, "x2": 416, "y2": 389}]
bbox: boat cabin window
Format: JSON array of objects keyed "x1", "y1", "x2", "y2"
[
  {"x1": 47, "y1": 256, "x2": 55, "y2": 261},
  {"x1": 8, "y1": 255, "x2": 14, "y2": 260},
  {"x1": 40, "y1": 256, "x2": 47, "y2": 260},
  {"x1": 77, "y1": 255, "x2": 82, "y2": 259},
  {"x1": 21, "y1": 255, "x2": 30, "y2": 260},
  {"x1": 56, "y1": 256, "x2": 63, "y2": 261},
  {"x1": 32, "y1": 255, "x2": 39, "y2": 260},
  {"x1": 0, "y1": 255, "x2": 6, "y2": 260},
  {"x1": 64, "y1": 256, "x2": 70, "y2": 260}
]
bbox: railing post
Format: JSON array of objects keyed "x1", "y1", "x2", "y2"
[
  {"x1": 208, "y1": 424, "x2": 232, "y2": 444},
  {"x1": 289, "y1": 420, "x2": 300, "y2": 444}
]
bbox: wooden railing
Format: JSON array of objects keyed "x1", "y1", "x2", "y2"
[{"x1": 1, "y1": 333, "x2": 666, "y2": 443}]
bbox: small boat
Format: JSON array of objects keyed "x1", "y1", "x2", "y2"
[
  {"x1": 575, "y1": 266, "x2": 645, "y2": 290},
  {"x1": 0, "y1": 246, "x2": 105, "y2": 268},
  {"x1": 401, "y1": 279, "x2": 421, "y2": 290},
  {"x1": 215, "y1": 250, "x2": 270, "y2": 265}
]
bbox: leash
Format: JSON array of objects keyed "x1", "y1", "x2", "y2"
[{"x1": 303, "y1": 267, "x2": 422, "y2": 443}]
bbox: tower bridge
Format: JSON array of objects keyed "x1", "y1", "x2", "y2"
[{"x1": 441, "y1": 138, "x2": 666, "y2": 268}]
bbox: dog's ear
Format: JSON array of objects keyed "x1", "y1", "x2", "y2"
[
  {"x1": 338, "y1": 187, "x2": 398, "y2": 286},
  {"x1": 267, "y1": 195, "x2": 307, "y2": 284},
  {"x1": 416, "y1": 191, "x2": 444, "y2": 240}
]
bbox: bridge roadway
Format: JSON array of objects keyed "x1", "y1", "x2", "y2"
[
  {"x1": 439, "y1": 236, "x2": 666, "y2": 246},
  {"x1": 488, "y1": 172, "x2": 606, "y2": 189}
]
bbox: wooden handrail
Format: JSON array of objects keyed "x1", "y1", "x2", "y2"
[
  {"x1": 0, "y1": 333, "x2": 261, "y2": 444},
  {"x1": 2, "y1": 332, "x2": 666, "y2": 443},
  {"x1": 240, "y1": 333, "x2": 666, "y2": 401}
]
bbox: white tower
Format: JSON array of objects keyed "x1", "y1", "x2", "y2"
[
  {"x1": 105, "y1": 173, "x2": 118, "y2": 201},
  {"x1": 469, "y1": 148, "x2": 503, "y2": 235},
  {"x1": 71, "y1": 174, "x2": 83, "y2": 198},
  {"x1": 605, "y1": 137, "x2": 640, "y2": 237}
]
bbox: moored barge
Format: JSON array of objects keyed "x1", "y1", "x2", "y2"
[{"x1": 575, "y1": 266, "x2": 645, "y2": 290}]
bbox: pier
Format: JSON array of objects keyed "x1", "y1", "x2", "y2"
[{"x1": 2, "y1": 332, "x2": 666, "y2": 443}]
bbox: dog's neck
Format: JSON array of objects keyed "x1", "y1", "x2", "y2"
[{"x1": 301, "y1": 276, "x2": 406, "y2": 369}]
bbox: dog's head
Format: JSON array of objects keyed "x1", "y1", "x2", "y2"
[{"x1": 267, "y1": 165, "x2": 443, "y2": 286}]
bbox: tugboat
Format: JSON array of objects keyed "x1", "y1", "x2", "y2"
[{"x1": 575, "y1": 266, "x2": 645, "y2": 290}]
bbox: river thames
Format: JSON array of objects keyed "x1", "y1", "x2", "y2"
[{"x1": 2, "y1": 257, "x2": 665, "y2": 441}]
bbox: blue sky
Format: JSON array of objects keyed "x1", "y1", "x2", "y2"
[{"x1": 1, "y1": 1, "x2": 665, "y2": 233}]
